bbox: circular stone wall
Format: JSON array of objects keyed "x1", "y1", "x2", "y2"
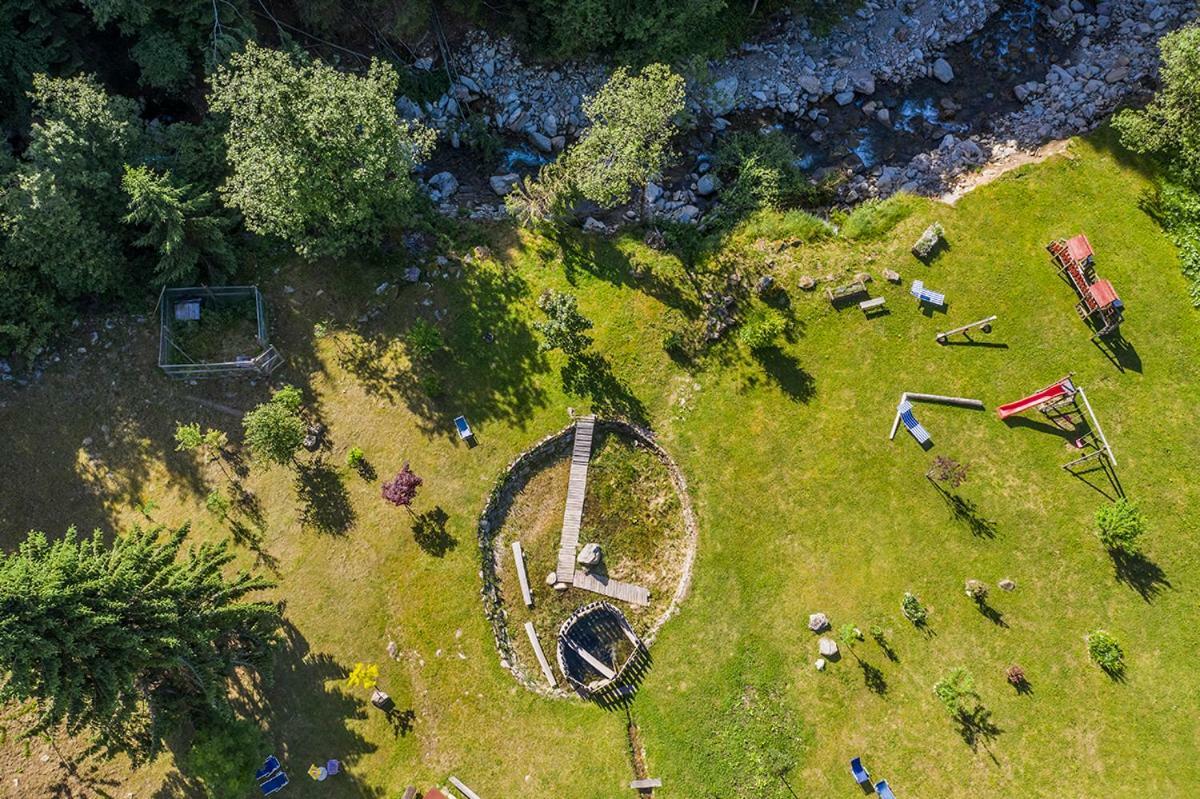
[{"x1": 477, "y1": 418, "x2": 698, "y2": 698}]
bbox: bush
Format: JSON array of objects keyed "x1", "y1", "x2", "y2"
[
  {"x1": 964, "y1": 579, "x2": 988, "y2": 603},
  {"x1": 1095, "y1": 498, "x2": 1145, "y2": 555},
  {"x1": 406, "y1": 319, "x2": 444, "y2": 360},
  {"x1": 933, "y1": 667, "x2": 976, "y2": 715},
  {"x1": 737, "y1": 306, "x2": 787, "y2": 351},
  {"x1": 901, "y1": 592, "x2": 927, "y2": 626},
  {"x1": 1086, "y1": 629, "x2": 1124, "y2": 675},
  {"x1": 911, "y1": 222, "x2": 945, "y2": 259},
  {"x1": 1006, "y1": 665, "x2": 1026, "y2": 687},
  {"x1": 346, "y1": 446, "x2": 365, "y2": 469}
]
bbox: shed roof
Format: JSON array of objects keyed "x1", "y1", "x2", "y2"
[{"x1": 1088, "y1": 278, "x2": 1119, "y2": 308}]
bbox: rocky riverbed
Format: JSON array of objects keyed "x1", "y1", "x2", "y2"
[{"x1": 408, "y1": 0, "x2": 1195, "y2": 225}]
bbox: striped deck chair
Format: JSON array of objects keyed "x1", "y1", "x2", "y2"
[
  {"x1": 910, "y1": 279, "x2": 946, "y2": 307},
  {"x1": 897, "y1": 400, "x2": 931, "y2": 445}
]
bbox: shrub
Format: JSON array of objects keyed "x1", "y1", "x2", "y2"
[
  {"x1": 1095, "y1": 498, "x2": 1145, "y2": 555},
  {"x1": 406, "y1": 319, "x2": 443, "y2": 360},
  {"x1": 901, "y1": 592, "x2": 927, "y2": 625},
  {"x1": 1005, "y1": 665, "x2": 1026, "y2": 687},
  {"x1": 382, "y1": 464, "x2": 423, "y2": 511},
  {"x1": 346, "y1": 447, "x2": 365, "y2": 469},
  {"x1": 535, "y1": 290, "x2": 594, "y2": 355},
  {"x1": 964, "y1": 579, "x2": 988, "y2": 603},
  {"x1": 927, "y1": 455, "x2": 969, "y2": 488},
  {"x1": 933, "y1": 667, "x2": 976, "y2": 716},
  {"x1": 737, "y1": 306, "x2": 787, "y2": 351},
  {"x1": 1086, "y1": 630, "x2": 1124, "y2": 674},
  {"x1": 911, "y1": 222, "x2": 945, "y2": 259}
]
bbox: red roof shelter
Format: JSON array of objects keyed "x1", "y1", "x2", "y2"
[
  {"x1": 1066, "y1": 233, "x2": 1094, "y2": 264},
  {"x1": 1047, "y1": 233, "x2": 1123, "y2": 338}
]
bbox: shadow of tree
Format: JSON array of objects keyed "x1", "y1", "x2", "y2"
[
  {"x1": 295, "y1": 459, "x2": 356, "y2": 535},
  {"x1": 413, "y1": 506, "x2": 457, "y2": 557},
  {"x1": 1111, "y1": 550, "x2": 1171, "y2": 601},
  {"x1": 859, "y1": 659, "x2": 888, "y2": 695},
  {"x1": 752, "y1": 345, "x2": 815, "y2": 403},
  {"x1": 954, "y1": 704, "x2": 1003, "y2": 753},
  {"x1": 973, "y1": 598, "x2": 1008, "y2": 627},
  {"x1": 930, "y1": 481, "x2": 997, "y2": 538},
  {"x1": 561, "y1": 352, "x2": 648, "y2": 423}
]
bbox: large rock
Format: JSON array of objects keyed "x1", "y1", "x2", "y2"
[
  {"x1": 851, "y1": 71, "x2": 876, "y2": 95},
  {"x1": 709, "y1": 76, "x2": 739, "y2": 115},
  {"x1": 696, "y1": 174, "x2": 722, "y2": 196},
  {"x1": 577, "y1": 542, "x2": 602, "y2": 567},
  {"x1": 932, "y1": 58, "x2": 955, "y2": 84},
  {"x1": 428, "y1": 171, "x2": 458, "y2": 198},
  {"x1": 677, "y1": 204, "x2": 701, "y2": 224},
  {"x1": 489, "y1": 173, "x2": 520, "y2": 196},
  {"x1": 528, "y1": 130, "x2": 553, "y2": 153}
]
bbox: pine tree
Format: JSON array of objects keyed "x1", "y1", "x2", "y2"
[
  {"x1": 122, "y1": 165, "x2": 236, "y2": 285},
  {"x1": 0, "y1": 524, "x2": 280, "y2": 760}
]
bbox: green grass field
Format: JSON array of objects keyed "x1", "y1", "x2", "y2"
[{"x1": 1, "y1": 133, "x2": 1198, "y2": 798}]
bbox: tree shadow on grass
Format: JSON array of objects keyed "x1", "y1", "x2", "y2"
[
  {"x1": 228, "y1": 621, "x2": 384, "y2": 798},
  {"x1": 1111, "y1": 550, "x2": 1171, "y2": 601},
  {"x1": 561, "y1": 352, "x2": 648, "y2": 423},
  {"x1": 973, "y1": 598, "x2": 1008, "y2": 628},
  {"x1": 929, "y1": 480, "x2": 997, "y2": 538},
  {"x1": 295, "y1": 459, "x2": 356, "y2": 535},
  {"x1": 752, "y1": 345, "x2": 815, "y2": 403},
  {"x1": 954, "y1": 705, "x2": 1003, "y2": 757},
  {"x1": 413, "y1": 506, "x2": 457, "y2": 557},
  {"x1": 859, "y1": 659, "x2": 888, "y2": 695}
]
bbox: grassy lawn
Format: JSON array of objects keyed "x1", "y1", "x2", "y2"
[{"x1": 0, "y1": 132, "x2": 1197, "y2": 798}]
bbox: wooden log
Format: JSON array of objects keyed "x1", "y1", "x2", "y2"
[
  {"x1": 524, "y1": 621, "x2": 557, "y2": 687},
  {"x1": 631, "y1": 778, "x2": 663, "y2": 789},
  {"x1": 449, "y1": 776, "x2": 481, "y2": 799}
]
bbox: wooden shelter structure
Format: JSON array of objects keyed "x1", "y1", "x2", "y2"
[{"x1": 1047, "y1": 234, "x2": 1124, "y2": 338}]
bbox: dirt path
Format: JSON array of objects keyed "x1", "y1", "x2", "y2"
[{"x1": 938, "y1": 139, "x2": 1073, "y2": 205}]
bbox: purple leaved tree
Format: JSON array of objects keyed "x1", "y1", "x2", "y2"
[{"x1": 382, "y1": 464, "x2": 423, "y2": 514}]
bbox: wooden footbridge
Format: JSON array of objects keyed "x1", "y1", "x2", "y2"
[{"x1": 554, "y1": 415, "x2": 595, "y2": 584}]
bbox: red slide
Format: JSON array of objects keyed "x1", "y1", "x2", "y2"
[{"x1": 996, "y1": 378, "x2": 1076, "y2": 420}]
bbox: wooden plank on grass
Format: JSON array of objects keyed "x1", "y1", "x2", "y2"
[
  {"x1": 524, "y1": 621, "x2": 557, "y2": 687},
  {"x1": 449, "y1": 776, "x2": 481, "y2": 799},
  {"x1": 511, "y1": 541, "x2": 533, "y2": 608}
]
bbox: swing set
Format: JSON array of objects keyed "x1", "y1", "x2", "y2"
[{"x1": 996, "y1": 375, "x2": 1116, "y2": 468}]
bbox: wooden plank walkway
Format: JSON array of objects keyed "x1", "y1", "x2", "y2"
[
  {"x1": 555, "y1": 415, "x2": 596, "y2": 583},
  {"x1": 524, "y1": 621, "x2": 557, "y2": 687},
  {"x1": 449, "y1": 777, "x2": 481, "y2": 799},
  {"x1": 631, "y1": 778, "x2": 663, "y2": 790},
  {"x1": 572, "y1": 571, "x2": 650, "y2": 607},
  {"x1": 511, "y1": 541, "x2": 533, "y2": 608}
]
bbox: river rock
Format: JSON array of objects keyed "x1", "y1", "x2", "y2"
[
  {"x1": 696, "y1": 174, "x2": 722, "y2": 196},
  {"x1": 677, "y1": 205, "x2": 701, "y2": 224},
  {"x1": 583, "y1": 217, "x2": 608, "y2": 234},
  {"x1": 489, "y1": 173, "x2": 520, "y2": 196},
  {"x1": 932, "y1": 58, "x2": 955, "y2": 83},
  {"x1": 709, "y1": 76, "x2": 739, "y2": 115},
  {"x1": 428, "y1": 171, "x2": 458, "y2": 198},
  {"x1": 528, "y1": 130, "x2": 553, "y2": 153}
]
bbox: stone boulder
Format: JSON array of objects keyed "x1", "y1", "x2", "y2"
[
  {"x1": 932, "y1": 58, "x2": 955, "y2": 84},
  {"x1": 489, "y1": 173, "x2": 520, "y2": 196},
  {"x1": 578, "y1": 542, "x2": 602, "y2": 568}
]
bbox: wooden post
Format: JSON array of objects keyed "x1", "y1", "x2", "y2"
[{"x1": 511, "y1": 541, "x2": 533, "y2": 608}]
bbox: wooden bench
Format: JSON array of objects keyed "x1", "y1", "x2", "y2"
[
  {"x1": 859, "y1": 296, "x2": 886, "y2": 313},
  {"x1": 825, "y1": 279, "x2": 867, "y2": 305}
]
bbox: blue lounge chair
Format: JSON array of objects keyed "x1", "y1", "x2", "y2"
[
  {"x1": 260, "y1": 771, "x2": 289, "y2": 795},
  {"x1": 454, "y1": 415, "x2": 472, "y2": 440},
  {"x1": 850, "y1": 757, "x2": 870, "y2": 786},
  {"x1": 910, "y1": 279, "x2": 946, "y2": 307},
  {"x1": 875, "y1": 779, "x2": 897, "y2": 799},
  {"x1": 897, "y1": 400, "x2": 931, "y2": 445},
  {"x1": 255, "y1": 755, "x2": 280, "y2": 782}
]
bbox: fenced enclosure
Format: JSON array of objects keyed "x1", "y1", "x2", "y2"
[{"x1": 157, "y1": 286, "x2": 283, "y2": 379}]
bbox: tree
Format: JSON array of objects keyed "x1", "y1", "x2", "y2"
[
  {"x1": 933, "y1": 667, "x2": 977, "y2": 716},
  {"x1": 964, "y1": 579, "x2": 988, "y2": 603},
  {"x1": 184, "y1": 716, "x2": 267, "y2": 799},
  {"x1": 1095, "y1": 498, "x2": 1145, "y2": 555},
  {"x1": 174, "y1": 422, "x2": 229, "y2": 464},
  {"x1": 535, "y1": 290, "x2": 594, "y2": 355},
  {"x1": 208, "y1": 44, "x2": 436, "y2": 260},
  {"x1": 382, "y1": 464, "x2": 423, "y2": 512},
  {"x1": 242, "y1": 386, "x2": 306, "y2": 466},
  {"x1": 0, "y1": 524, "x2": 280, "y2": 759},
  {"x1": 900, "y1": 591, "x2": 927, "y2": 626},
  {"x1": 737, "y1": 306, "x2": 787, "y2": 351},
  {"x1": 122, "y1": 165, "x2": 236, "y2": 285},
  {"x1": 927, "y1": 455, "x2": 969, "y2": 488},
  {"x1": 1113, "y1": 26, "x2": 1200, "y2": 186},
  {"x1": 560, "y1": 64, "x2": 686, "y2": 208}
]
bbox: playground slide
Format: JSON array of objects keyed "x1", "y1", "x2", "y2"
[{"x1": 996, "y1": 379, "x2": 1075, "y2": 420}]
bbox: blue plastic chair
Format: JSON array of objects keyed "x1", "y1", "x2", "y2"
[
  {"x1": 897, "y1": 400, "x2": 931, "y2": 445},
  {"x1": 260, "y1": 771, "x2": 289, "y2": 795},
  {"x1": 850, "y1": 756, "x2": 870, "y2": 786},
  {"x1": 255, "y1": 755, "x2": 280, "y2": 782},
  {"x1": 875, "y1": 779, "x2": 897, "y2": 799}
]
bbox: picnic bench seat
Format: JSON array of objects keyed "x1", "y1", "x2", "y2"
[
  {"x1": 859, "y1": 296, "x2": 886, "y2": 313},
  {"x1": 826, "y1": 279, "x2": 868, "y2": 304}
]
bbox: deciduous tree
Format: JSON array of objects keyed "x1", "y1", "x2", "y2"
[{"x1": 242, "y1": 386, "x2": 306, "y2": 467}]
